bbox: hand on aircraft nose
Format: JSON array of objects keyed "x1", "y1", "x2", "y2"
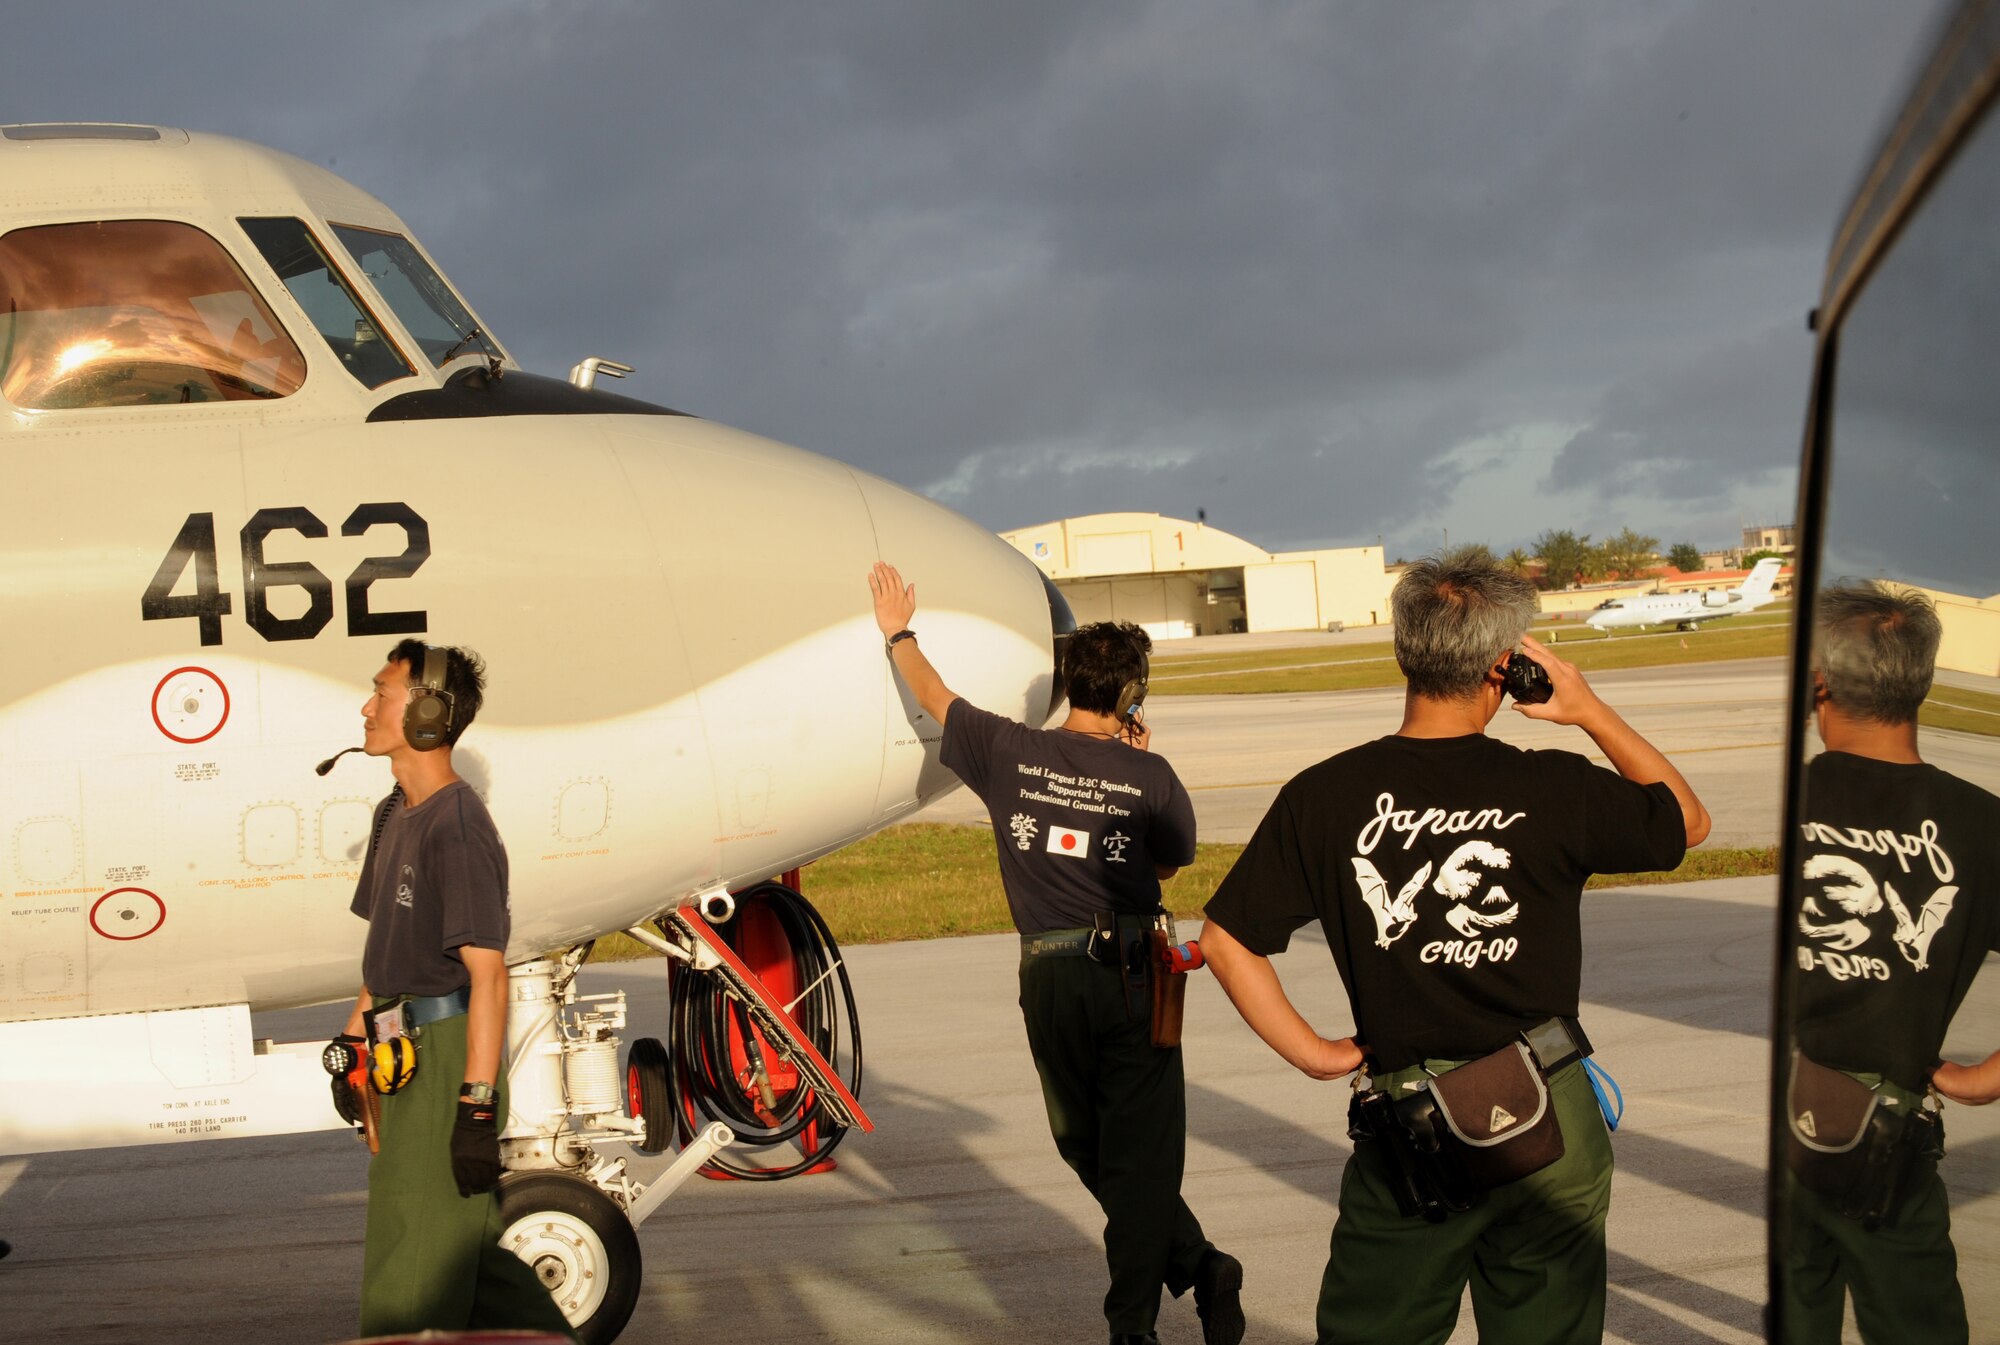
[{"x1": 869, "y1": 561, "x2": 918, "y2": 636}]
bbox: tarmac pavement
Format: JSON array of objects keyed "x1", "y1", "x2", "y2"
[{"x1": 5, "y1": 879, "x2": 1997, "y2": 1343}]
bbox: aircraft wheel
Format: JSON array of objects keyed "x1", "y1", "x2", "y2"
[
  {"x1": 498, "y1": 1173, "x2": 642, "y2": 1345},
  {"x1": 626, "y1": 1036, "x2": 672, "y2": 1154}
]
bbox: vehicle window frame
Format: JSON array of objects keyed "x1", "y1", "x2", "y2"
[
  {"x1": 0, "y1": 216, "x2": 310, "y2": 413},
  {"x1": 327, "y1": 221, "x2": 505, "y2": 371},
  {"x1": 235, "y1": 216, "x2": 418, "y2": 392},
  {"x1": 1770, "y1": 1, "x2": 2000, "y2": 1332}
]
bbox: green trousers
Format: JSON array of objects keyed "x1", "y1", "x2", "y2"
[
  {"x1": 1317, "y1": 1060, "x2": 1612, "y2": 1345},
  {"x1": 358, "y1": 1013, "x2": 579, "y2": 1341},
  {"x1": 1019, "y1": 949, "x2": 1214, "y2": 1335},
  {"x1": 1782, "y1": 1164, "x2": 1967, "y2": 1344}
]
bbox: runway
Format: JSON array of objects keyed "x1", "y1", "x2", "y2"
[{"x1": 6, "y1": 656, "x2": 2000, "y2": 1343}]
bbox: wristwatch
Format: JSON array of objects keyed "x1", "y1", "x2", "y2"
[{"x1": 460, "y1": 1080, "x2": 496, "y2": 1105}]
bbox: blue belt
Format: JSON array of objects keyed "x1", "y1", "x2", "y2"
[{"x1": 400, "y1": 987, "x2": 470, "y2": 1026}]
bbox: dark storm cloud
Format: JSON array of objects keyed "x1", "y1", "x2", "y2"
[
  {"x1": 1, "y1": 1, "x2": 1946, "y2": 552},
  {"x1": 1545, "y1": 318, "x2": 1814, "y2": 505}
]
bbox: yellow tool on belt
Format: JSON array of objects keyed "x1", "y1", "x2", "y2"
[{"x1": 371, "y1": 1036, "x2": 418, "y2": 1095}]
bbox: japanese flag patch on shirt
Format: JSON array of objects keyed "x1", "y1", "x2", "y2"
[{"x1": 1047, "y1": 824, "x2": 1091, "y2": 858}]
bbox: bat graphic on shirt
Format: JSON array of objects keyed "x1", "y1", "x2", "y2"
[
  {"x1": 1883, "y1": 880, "x2": 1957, "y2": 972},
  {"x1": 1354, "y1": 857, "x2": 1428, "y2": 948}
]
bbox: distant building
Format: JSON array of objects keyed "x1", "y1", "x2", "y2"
[
  {"x1": 1741, "y1": 522, "x2": 1798, "y2": 555},
  {"x1": 1910, "y1": 584, "x2": 2000, "y2": 676},
  {"x1": 1000, "y1": 512, "x2": 1391, "y2": 639}
]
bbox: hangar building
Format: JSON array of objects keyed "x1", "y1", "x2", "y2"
[{"x1": 1000, "y1": 512, "x2": 1391, "y2": 639}]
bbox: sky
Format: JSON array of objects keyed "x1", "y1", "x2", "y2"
[{"x1": 2, "y1": 1, "x2": 1948, "y2": 560}]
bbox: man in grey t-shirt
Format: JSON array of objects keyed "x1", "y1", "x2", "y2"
[{"x1": 331, "y1": 640, "x2": 575, "y2": 1341}]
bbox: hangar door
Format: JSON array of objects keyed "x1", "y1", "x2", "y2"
[{"x1": 1245, "y1": 562, "x2": 1321, "y2": 633}]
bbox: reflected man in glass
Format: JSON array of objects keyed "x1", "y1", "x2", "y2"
[{"x1": 1786, "y1": 582, "x2": 2000, "y2": 1344}]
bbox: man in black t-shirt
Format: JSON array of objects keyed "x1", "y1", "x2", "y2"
[
  {"x1": 868, "y1": 562, "x2": 1243, "y2": 1345},
  {"x1": 1784, "y1": 583, "x2": 2000, "y2": 1345},
  {"x1": 1201, "y1": 549, "x2": 1707, "y2": 1345},
  {"x1": 332, "y1": 641, "x2": 576, "y2": 1341}
]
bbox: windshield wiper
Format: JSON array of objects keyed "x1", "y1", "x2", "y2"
[{"x1": 439, "y1": 325, "x2": 503, "y2": 379}]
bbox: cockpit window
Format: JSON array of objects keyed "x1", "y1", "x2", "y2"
[
  {"x1": 0, "y1": 219, "x2": 307, "y2": 410},
  {"x1": 237, "y1": 217, "x2": 414, "y2": 390},
  {"x1": 331, "y1": 225, "x2": 497, "y2": 369}
]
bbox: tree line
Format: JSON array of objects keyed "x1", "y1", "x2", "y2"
[{"x1": 1425, "y1": 531, "x2": 1711, "y2": 592}]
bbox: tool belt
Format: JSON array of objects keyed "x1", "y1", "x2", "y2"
[
  {"x1": 1347, "y1": 1016, "x2": 1590, "y2": 1222},
  {"x1": 1021, "y1": 911, "x2": 1198, "y2": 1048},
  {"x1": 1785, "y1": 1051, "x2": 1944, "y2": 1230},
  {"x1": 362, "y1": 987, "x2": 470, "y2": 1095}
]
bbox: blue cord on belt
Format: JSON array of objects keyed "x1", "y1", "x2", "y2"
[{"x1": 1583, "y1": 1057, "x2": 1624, "y2": 1131}]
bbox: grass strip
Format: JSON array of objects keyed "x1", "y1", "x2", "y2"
[
  {"x1": 1921, "y1": 685, "x2": 2000, "y2": 739},
  {"x1": 586, "y1": 827, "x2": 1779, "y2": 959},
  {"x1": 1149, "y1": 623, "x2": 1788, "y2": 696}
]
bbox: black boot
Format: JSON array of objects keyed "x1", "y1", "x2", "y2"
[
  {"x1": 1194, "y1": 1248, "x2": 1245, "y2": 1345},
  {"x1": 1109, "y1": 1335, "x2": 1160, "y2": 1344}
]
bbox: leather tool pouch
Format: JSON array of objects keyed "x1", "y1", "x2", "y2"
[
  {"x1": 1786, "y1": 1052, "x2": 1944, "y2": 1229},
  {"x1": 1149, "y1": 929, "x2": 1186, "y2": 1048},
  {"x1": 1400, "y1": 1042, "x2": 1565, "y2": 1193}
]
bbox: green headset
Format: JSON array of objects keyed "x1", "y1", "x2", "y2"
[
  {"x1": 1115, "y1": 646, "x2": 1149, "y2": 723},
  {"x1": 404, "y1": 645, "x2": 455, "y2": 751}
]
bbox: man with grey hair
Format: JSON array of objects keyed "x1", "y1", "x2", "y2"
[
  {"x1": 1201, "y1": 547, "x2": 1708, "y2": 1345},
  {"x1": 1785, "y1": 581, "x2": 2000, "y2": 1344}
]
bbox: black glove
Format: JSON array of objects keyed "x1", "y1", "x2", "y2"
[
  {"x1": 451, "y1": 1097, "x2": 503, "y2": 1196},
  {"x1": 322, "y1": 1034, "x2": 366, "y2": 1128}
]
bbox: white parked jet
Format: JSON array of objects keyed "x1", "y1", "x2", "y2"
[
  {"x1": 0, "y1": 123, "x2": 1069, "y2": 1342},
  {"x1": 1583, "y1": 556, "x2": 1785, "y2": 633}
]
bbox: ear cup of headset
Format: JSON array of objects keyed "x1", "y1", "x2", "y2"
[
  {"x1": 405, "y1": 691, "x2": 449, "y2": 749},
  {"x1": 1117, "y1": 643, "x2": 1150, "y2": 720},
  {"x1": 403, "y1": 646, "x2": 454, "y2": 751},
  {"x1": 1115, "y1": 678, "x2": 1148, "y2": 719}
]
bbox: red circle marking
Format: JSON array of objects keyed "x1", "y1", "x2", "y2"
[
  {"x1": 1061, "y1": 834, "x2": 1077, "y2": 850},
  {"x1": 151, "y1": 666, "x2": 230, "y2": 744},
  {"x1": 91, "y1": 887, "x2": 166, "y2": 940}
]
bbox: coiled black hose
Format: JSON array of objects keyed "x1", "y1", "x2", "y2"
[{"x1": 662, "y1": 881, "x2": 863, "y2": 1180}]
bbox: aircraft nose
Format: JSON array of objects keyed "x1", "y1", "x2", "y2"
[{"x1": 1043, "y1": 573, "x2": 1076, "y2": 721}]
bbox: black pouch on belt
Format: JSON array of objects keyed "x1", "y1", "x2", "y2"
[
  {"x1": 1786, "y1": 1052, "x2": 1944, "y2": 1229},
  {"x1": 1348, "y1": 1086, "x2": 1478, "y2": 1221},
  {"x1": 1086, "y1": 911, "x2": 1120, "y2": 966},
  {"x1": 1398, "y1": 1041, "x2": 1565, "y2": 1192}
]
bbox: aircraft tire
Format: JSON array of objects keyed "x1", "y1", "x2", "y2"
[
  {"x1": 498, "y1": 1173, "x2": 642, "y2": 1345},
  {"x1": 625, "y1": 1036, "x2": 673, "y2": 1154}
]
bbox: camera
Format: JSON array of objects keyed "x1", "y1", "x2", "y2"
[{"x1": 1502, "y1": 654, "x2": 1553, "y2": 705}]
